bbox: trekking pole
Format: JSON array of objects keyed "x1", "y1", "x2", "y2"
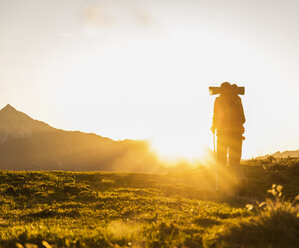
[{"x1": 213, "y1": 131, "x2": 218, "y2": 191}]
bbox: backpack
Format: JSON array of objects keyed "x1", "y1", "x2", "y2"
[{"x1": 214, "y1": 95, "x2": 245, "y2": 133}]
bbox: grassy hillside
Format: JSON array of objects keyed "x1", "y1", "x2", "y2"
[{"x1": 0, "y1": 157, "x2": 298, "y2": 248}]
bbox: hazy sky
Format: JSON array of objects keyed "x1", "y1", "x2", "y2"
[{"x1": 0, "y1": 0, "x2": 299, "y2": 160}]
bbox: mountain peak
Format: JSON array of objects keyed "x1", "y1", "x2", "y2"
[
  {"x1": 0, "y1": 104, "x2": 31, "y2": 122},
  {"x1": 0, "y1": 104, "x2": 56, "y2": 142},
  {"x1": 1, "y1": 104, "x2": 17, "y2": 112},
  {"x1": 0, "y1": 104, "x2": 24, "y2": 119}
]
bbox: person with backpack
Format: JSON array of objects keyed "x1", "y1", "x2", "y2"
[{"x1": 211, "y1": 82, "x2": 247, "y2": 195}]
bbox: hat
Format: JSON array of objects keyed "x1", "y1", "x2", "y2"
[{"x1": 220, "y1": 82, "x2": 231, "y2": 90}]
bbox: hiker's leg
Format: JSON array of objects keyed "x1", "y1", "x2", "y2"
[
  {"x1": 229, "y1": 136, "x2": 246, "y2": 184},
  {"x1": 217, "y1": 134, "x2": 229, "y2": 191}
]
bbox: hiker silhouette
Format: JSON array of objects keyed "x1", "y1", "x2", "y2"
[{"x1": 211, "y1": 82, "x2": 246, "y2": 195}]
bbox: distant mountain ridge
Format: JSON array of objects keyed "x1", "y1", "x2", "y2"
[
  {"x1": 0, "y1": 104, "x2": 160, "y2": 172},
  {"x1": 256, "y1": 149, "x2": 299, "y2": 159}
]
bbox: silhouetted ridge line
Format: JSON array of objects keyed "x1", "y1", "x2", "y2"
[
  {"x1": 256, "y1": 149, "x2": 299, "y2": 159},
  {"x1": 0, "y1": 104, "x2": 161, "y2": 172}
]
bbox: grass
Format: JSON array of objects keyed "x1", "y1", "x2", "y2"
[
  {"x1": 204, "y1": 184, "x2": 299, "y2": 248},
  {"x1": 0, "y1": 157, "x2": 298, "y2": 247}
]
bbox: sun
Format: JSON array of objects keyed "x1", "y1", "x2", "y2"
[{"x1": 149, "y1": 138, "x2": 212, "y2": 166}]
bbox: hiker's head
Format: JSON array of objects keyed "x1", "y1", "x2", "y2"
[{"x1": 220, "y1": 82, "x2": 234, "y2": 96}]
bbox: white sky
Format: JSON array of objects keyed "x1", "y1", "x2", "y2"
[{"x1": 0, "y1": 0, "x2": 299, "y2": 160}]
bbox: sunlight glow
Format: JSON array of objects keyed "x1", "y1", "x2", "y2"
[{"x1": 1, "y1": 0, "x2": 299, "y2": 161}]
